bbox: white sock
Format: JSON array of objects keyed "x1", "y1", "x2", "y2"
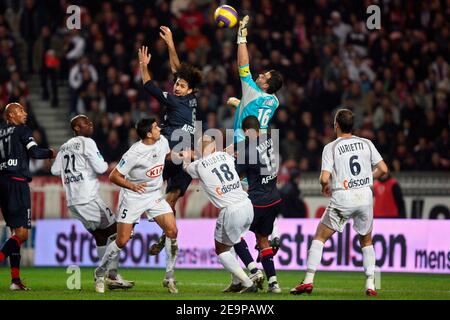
[
  {"x1": 270, "y1": 218, "x2": 280, "y2": 239},
  {"x1": 165, "y1": 237, "x2": 178, "y2": 279},
  {"x1": 304, "y1": 240, "x2": 324, "y2": 284},
  {"x1": 98, "y1": 241, "x2": 121, "y2": 274},
  {"x1": 362, "y1": 245, "x2": 376, "y2": 290},
  {"x1": 105, "y1": 234, "x2": 119, "y2": 278},
  {"x1": 247, "y1": 262, "x2": 257, "y2": 272},
  {"x1": 268, "y1": 276, "x2": 278, "y2": 284},
  {"x1": 229, "y1": 248, "x2": 241, "y2": 284},
  {"x1": 218, "y1": 251, "x2": 253, "y2": 287},
  {"x1": 97, "y1": 245, "x2": 106, "y2": 260}
]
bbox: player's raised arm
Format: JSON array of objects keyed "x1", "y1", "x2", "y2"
[
  {"x1": 138, "y1": 46, "x2": 152, "y2": 84},
  {"x1": 160, "y1": 26, "x2": 181, "y2": 74},
  {"x1": 237, "y1": 15, "x2": 250, "y2": 67}
]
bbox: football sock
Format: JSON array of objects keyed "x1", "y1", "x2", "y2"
[
  {"x1": 98, "y1": 240, "x2": 122, "y2": 275},
  {"x1": 304, "y1": 239, "x2": 324, "y2": 284},
  {"x1": 362, "y1": 245, "x2": 376, "y2": 290},
  {"x1": 10, "y1": 251, "x2": 21, "y2": 284},
  {"x1": 268, "y1": 276, "x2": 278, "y2": 285},
  {"x1": 97, "y1": 245, "x2": 106, "y2": 261},
  {"x1": 218, "y1": 251, "x2": 253, "y2": 288},
  {"x1": 165, "y1": 237, "x2": 178, "y2": 279},
  {"x1": 229, "y1": 248, "x2": 241, "y2": 284},
  {"x1": 270, "y1": 218, "x2": 280, "y2": 239},
  {"x1": 233, "y1": 239, "x2": 256, "y2": 272},
  {"x1": 261, "y1": 247, "x2": 276, "y2": 280},
  {"x1": 0, "y1": 236, "x2": 22, "y2": 262}
]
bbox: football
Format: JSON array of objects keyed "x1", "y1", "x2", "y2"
[{"x1": 214, "y1": 5, "x2": 238, "y2": 28}]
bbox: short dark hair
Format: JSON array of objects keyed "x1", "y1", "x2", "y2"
[
  {"x1": 266, "y1": 70, "x2": 283, "y2": 94},
  {"x1": 242, "y1": 116, "x2": 260, "y2": 132},
  {"x1": 136, "y1": 118, "x2": 156, "y2": 140},
  {"x1": 174, "y1": 62, "x2": 202, "y2": 91},
  {"x1": 335, "y1": 109, "x2": 353, "y2": 133}
]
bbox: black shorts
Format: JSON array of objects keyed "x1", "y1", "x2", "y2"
[
  {"x1": 0, "y1": 176, "x2": 32, "y2": 229},
  {"x1": 163, "y1": 159, "x2": 192, "y2": 197},
  {"x1": 250, "y1": 200, "x2": 282, "y2": 236}
]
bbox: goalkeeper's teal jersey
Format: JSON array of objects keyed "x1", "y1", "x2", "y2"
[{"x1": 233, "y1": 64, "x2": 279, "y2": 142}]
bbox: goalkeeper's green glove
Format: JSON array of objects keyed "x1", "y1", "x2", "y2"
[{"x1": 237, "y1": 15, "x2": 249, "y2": 44}]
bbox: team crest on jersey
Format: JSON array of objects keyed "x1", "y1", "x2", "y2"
[{"x1": 146, "y1": 165, "x2": 164, "y2": 178}]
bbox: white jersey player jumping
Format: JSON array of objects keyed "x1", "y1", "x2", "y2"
[
  {"x1": 94, "y1": 118, "x2": 181, "y2": 294},
  {"x1": 51, "y1": 115, "x2": 134, "y2": 293},
  {"x1": 290, "y1": 109, "x2": 388, "y2": 297},
  {"x1": 183, "y1": 135, "x2": 258, "y2": 293}
]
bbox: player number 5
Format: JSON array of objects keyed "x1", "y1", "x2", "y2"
[{"x1": 121, "y1": 209, "x2": 128, "y2": 219}]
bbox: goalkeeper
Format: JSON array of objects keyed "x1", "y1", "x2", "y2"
[{"x1": 228, "y1": 15, "x2": 284, "y2": 285}]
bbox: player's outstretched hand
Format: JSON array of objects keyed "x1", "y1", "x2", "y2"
[
  {"x1": 227, "y1": 97, "x2": 240, "y2": 107},
  {"x1": 322, "y1": 184, "x2": 332, "y2": 197},
  {"x1": 131, "y1": 182, "x2": 147, "y2": 194},
  {"x1": 138, "y1": 46, "x2": 151, "y2": 66},
  {"x1": 238, "y1": 15, "x2": 249, "y2": 37},
  {"x1": 159, "y1": 26, "x2": 174, "y2": 46}
]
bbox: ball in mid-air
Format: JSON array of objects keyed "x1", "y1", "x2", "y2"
[{"x1": 214, "y1": 5, "x2": 238, "y2": 28}]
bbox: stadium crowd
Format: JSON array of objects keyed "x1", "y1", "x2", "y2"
[{"x1": 0, "y1": 0, "x2": 449, "y2": 173}]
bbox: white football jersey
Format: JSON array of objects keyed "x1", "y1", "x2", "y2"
[
  {"x1": 322, "y1": 136, "x2": 383, "y2": 191},
  {"x1": 185, "y1": 151, "x2": 249, "y2": 209},
  {"x1": 116, "y1": 136, "x2": 170, "y2": 196},
  {"x1": 51, "y1": 136, "x2": 108, "y2": 206}
]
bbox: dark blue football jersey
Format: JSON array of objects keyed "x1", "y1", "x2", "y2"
[
  {"x1": 0, "y1": 123, "x2": 52, "y2": 181},
  {"x1": 144, "y1": 80, "x2": 197, "y2": 149},
  {"x1": 235, "y1": 134, "x2": 281, "y2": 206}
]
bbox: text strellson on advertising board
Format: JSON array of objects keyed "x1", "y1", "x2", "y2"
[{"x1": 34, "y1": 219, "x2": 450, "y2": 274}]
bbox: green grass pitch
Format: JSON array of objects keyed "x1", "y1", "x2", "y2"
[{"x1": 0, "y1": 267, "x2": 449, "y2": 300}]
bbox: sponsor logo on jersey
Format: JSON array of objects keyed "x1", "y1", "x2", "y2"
[
  {"x1": 64, "y1": 173, "x2": 84, "y2": 184},
  {"x1": 262, "y1": 172, "x2": 277, "y2": 184},
  {"x1": 181, "y1": 124, "x2": 195, "y2": 134},
  {"x1": 215, "y1": 181, "x2": 241, "y2": 196},
  {"x1": 343, "y1": 177, "x2": 370, "y2": 189},
  {"x1": 146, "y1": 165, "x2": 164, "y2": 178},
  {"x1": 0, "y1": 159, "x2": 18, "y2": 170}
]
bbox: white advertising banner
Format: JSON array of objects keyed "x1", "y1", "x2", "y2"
[{"x1": 35, "y1": 219, "x2": 450, "y2": 274}]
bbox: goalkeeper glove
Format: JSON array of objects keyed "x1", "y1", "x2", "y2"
[{"x1": 237, "y1": 15, "x2": 249, "y2": 44}]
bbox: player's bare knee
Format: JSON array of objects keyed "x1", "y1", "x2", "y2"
[
  {"x1": 14, "y1": 229, "x2": 28, "y2": 242},
  {"x1": 165, "y1": 227, "x2": 178, "y2": 239}
]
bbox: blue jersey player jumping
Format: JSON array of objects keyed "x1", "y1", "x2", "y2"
[
  {"x1": 227, "y1": 16, "x2": 283, "y2": 288},
  {"x1": 230, "y1": 15, "x2": 283, "y2": 143},
  {"x1": 138, "y1": 27, "x2": 202, "y2": 293}
]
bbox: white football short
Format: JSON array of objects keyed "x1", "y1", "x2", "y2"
[
  {"x1": 321, "y1": 187, "x2": 374, "y2": 235},
  {"x1": 215, "y1": 198, "x2": 254, "y2": 246},
  {"x1": 117, "y1": 189, "x2": 173, "y2": 224},
  {"x1": 69, "y1": 197, "x2": 116, "y2": 231}
]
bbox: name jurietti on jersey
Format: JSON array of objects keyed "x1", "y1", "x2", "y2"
[{"x1": 337, "y1": 141, "x2": 364, "y2": 155}]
